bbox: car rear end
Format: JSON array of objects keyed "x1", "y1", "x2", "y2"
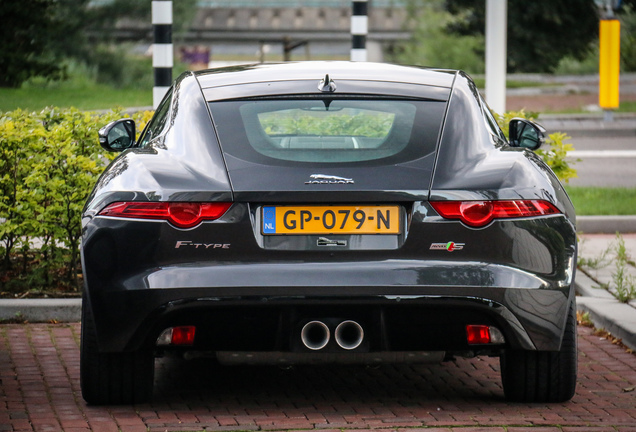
[{"x1": 81, "y1": 63, "x2": 577, "y2": 404}]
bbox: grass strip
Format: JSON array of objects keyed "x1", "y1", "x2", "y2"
[
  {"x1": 565, "y1": 186, "x2": 636, "y2": 215},
  {"x1": 0, "y1": 83, "x2": 151, "y2": 112}
]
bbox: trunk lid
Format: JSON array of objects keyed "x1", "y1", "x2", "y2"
[{"x1": 208, "y1": 96, "x2": 448, "y2": 203}]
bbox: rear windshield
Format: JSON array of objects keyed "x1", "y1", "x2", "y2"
[{"x1": 208, "y1": 97, "x2": 446, "y2": 165}]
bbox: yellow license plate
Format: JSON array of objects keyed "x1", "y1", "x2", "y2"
[{"x1": 262, "y1": 205, "x2": 400, "y2": 235}]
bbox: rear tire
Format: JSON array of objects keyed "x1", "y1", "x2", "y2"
[
  {"x1": 500, "y1": 299, "x2": 577, "y2": 402},
  {"x1": 80, "y1": 293, "x2": 155, "y2": 404}
]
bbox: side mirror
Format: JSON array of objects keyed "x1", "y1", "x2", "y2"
[
  {"x1": 98, "y1": 119, "x2": 136, "y2": 152},
  {"x1": 508, "y1": 118, "x2": 546, "y2": 151}
]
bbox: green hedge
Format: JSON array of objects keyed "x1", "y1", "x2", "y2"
[
  {"x1": 0, "y1": 107, "x2": 152, "y2": 296},
  {"x1": 0, "y1": 107, "x2": 575, "y2": 297},
  {"x1": 495, "y1": 110, "x2": 578, "y2": 184}
]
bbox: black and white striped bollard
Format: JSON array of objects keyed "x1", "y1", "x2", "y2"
[
  {"x1": 152, "y1": 1, "x2": 173, "y2": 108},
  {"x1": 350, "y1": 0, "x2": 368, "y2": 62}
]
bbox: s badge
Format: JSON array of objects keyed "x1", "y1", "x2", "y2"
[{"x1": 430, "y1": 242, "x2": 465, "y2": 252}]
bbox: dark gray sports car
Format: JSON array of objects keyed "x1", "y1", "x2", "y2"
[{"x1": 80, "y1": 62, "x2": 577, "y2": 405}]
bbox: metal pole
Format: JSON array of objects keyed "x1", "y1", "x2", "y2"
[
  {"x1": 152, "y1": 1, "x2": 173, "y2": 109},
  {"x1": 485, "y1": 0, "x2": 507, "y2": 115},
  {"x1": 351, "y1": 0, "x2": 368, "y2": 61}
]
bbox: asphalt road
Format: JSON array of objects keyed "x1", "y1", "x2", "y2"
[{"x1": 567, "y1": 136, "x2": 636, "y2": 187}]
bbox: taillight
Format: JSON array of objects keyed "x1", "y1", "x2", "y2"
[
  {"x1": 430, "y1": 200, "x2": 560, "y2": 228},
  {"x1": 156, "y1": 326, "x2": 196, "y2": 346},
  {"x1": 466, "y1": 325, "x2": 506, "y2": 345},
  {"x1": 98, "y1": 202, "x2": 232, "y2": 228}
]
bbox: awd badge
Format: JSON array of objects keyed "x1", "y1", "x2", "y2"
[{"x1": 430, "y1": 242, "x2": 465, "y2": 252}]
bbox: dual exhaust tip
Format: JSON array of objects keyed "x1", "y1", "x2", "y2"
[{"x1": 301, "y1": 320, "x2": 364, "y2": 351}]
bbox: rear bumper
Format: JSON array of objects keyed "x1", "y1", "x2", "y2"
[{"x1": 86, "y1": 281, "x2": 574, "y2": 355}]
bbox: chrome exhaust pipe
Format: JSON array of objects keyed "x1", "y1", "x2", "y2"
[
  {"x1": 301, "y1": 321, "x2": 330, "y2": 350},
  {"x1": 335, "y1": 320, "x2": 364, "y2": 350}
]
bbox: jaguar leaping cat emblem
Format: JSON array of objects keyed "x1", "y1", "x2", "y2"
[{"x1": 305, "y1": 174, "x2": 354, "y2": 184}]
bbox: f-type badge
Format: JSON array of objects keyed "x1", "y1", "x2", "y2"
[
  {"x1": 305, "y1": 174, "x2": 354, "y2": 184},
  {"x1": 430, "y1": 242, "x2": 465, "y2": 252}
]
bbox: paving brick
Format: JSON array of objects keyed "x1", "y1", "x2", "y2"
[
  {"x1": 562, "y1": 428, "x2": 617, "y2": 432},
  {"x1": 86, "y1": 421, "x2": 119, "y2": 432},
  {"x1": 456, "y1": 428, "x2": 506, "y2": 432},
  {"x1": 397, "y1": 429, "x2": 453, "y2": 432},
  {"x1": 508, "y1": 428, "x2": 563, "y2": 432},
  {"x1": 1, "y1": 323, "x2": 636, "y2": 431}
]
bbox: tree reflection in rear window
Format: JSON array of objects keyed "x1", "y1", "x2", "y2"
[{"x1": 209, "y1": 98, "x2": 446, "y2": 165}]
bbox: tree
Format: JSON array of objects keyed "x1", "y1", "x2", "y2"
[
  {"x1": 0, "y1": 0, "x2": 62, "y2": 87},
  {"x1": 47, "y1": 0, "x2": 92, "y2": 60},
  {"x1": 0, "y1": 0, "x2": 196, "y2": 89},
  {"x1": 619, "y1": 3, "x2": 636, "y2": 72},
  {"x1": 445, "y1": 0, "x2": 600, "y2": 73},
  {"x1": 390, "y1": 0, "x2": 485, "y2": 72},
  {"x1": 85, "y1": 0, "x2": 197, "y2": 40}
]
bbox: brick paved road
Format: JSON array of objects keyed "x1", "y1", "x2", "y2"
[{"x1": 1, "y1": 323, "x2": 635, "y2": 432}]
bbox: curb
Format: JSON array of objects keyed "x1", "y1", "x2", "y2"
[
  {"x1": 575, "y1": 270, "x2": 636, "y2": 352},
  {"x1": 0, "y1": 298, "x2": 81, "y2": 323},
  {"x1": 578, "y1": 216, "x2": 636, "y2": 234}
]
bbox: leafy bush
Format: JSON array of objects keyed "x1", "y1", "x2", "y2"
[
  {"x1": 0, "y1": 107, "x2": 151, "y2": 296},
  {"x1": 495, "y1": 110, "x2": 578, "y2": 184},
  {"x1": 90, "y1": 46, "x2": 154, "y2": 89}
]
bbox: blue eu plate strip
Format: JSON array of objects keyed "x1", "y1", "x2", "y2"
[{"x1": 263, "y1": 206, "x2": 276, "y2": 234}]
